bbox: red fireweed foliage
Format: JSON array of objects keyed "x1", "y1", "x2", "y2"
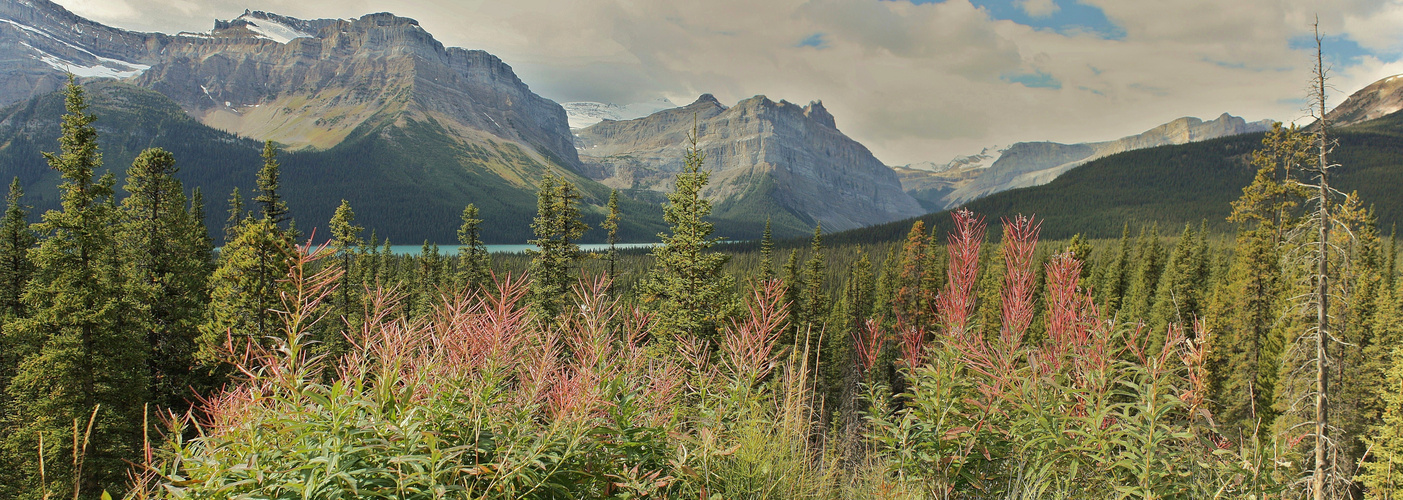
[
  {"x1": 720, "y1": 280, "x2": 790, "y2": 383},
  {"x1": 852, "y1": 318, "x2": 885, "y2": 374},
  {"x1": 935, "y1": 209, "x2": 985, "y2": 340}
]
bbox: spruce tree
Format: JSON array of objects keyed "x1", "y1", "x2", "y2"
[
  {"x1": 411, "y1": 242, "x2": 445, "y2": 317},
  {"x1": 0, "y1": 178, "x2": 33, "y2": 493},
  {"x1": 602, "y1": 190, "x2": 620, "y2": 287},
  {"x1": 200, "y1": 149, "x2": 297, "y2": 364},
  {"x1": 199, "y1": 217, "x2": 296, "y2": 363},
  {"x1": 1096, "y1": 223, "x2": 1133, "y2": 311},
  {"x1": 120, "y1": 148, "x2": 210, "y2": 412},
  {"x1": 799, "y1": 224, "x2": 827, "y2": 333},
  {"x1": 223, "y1": 187, "x2": 244, "y2": 243},
  {"x1": 0, "y1": 178, "x2": 35, "y2": 317},
  {"x1": 3, "y1": 78, "x2": 146, "y2": 498},
  {"x1": 758, "y1": 217, "x2": 775, "y2": 281},
  {"x1": 254, "y1": 140, "x2": 289, "y2": 227},
  {"x1": 1123, "y1": 224, "x2": 1163, "y2": 322},
  {"x1": 1148, "y1": 224, "x2": 1209, "y2": 343},
  {"x1": 1205, "y1": 225, "x2": 1284, "y2": 443},
  {"x1": 328, "y1": 200, "x2": 364, "y2": 356},
  {"x1": 639, "y1": 129, "x2": 732, "y2": 339},
  {"x1": 891, "y1": 221, "x2": 929, "y2": 326},
  {"x1": 1360, "y1": 282, "x2": 1403, "y2": 496},
  {"x1": 457, "y1": 203, "x2": 491, "y2": 290},
  {"x1": 528, "y1": 174, "x2": 588, "y2": 319}
]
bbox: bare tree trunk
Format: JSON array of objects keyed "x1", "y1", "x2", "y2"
[{"x1": 1311, "y1": 20, "x2": 1331, "y2": 500}]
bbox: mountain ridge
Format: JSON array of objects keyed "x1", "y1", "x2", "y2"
[
  {"x1": 574, "y1": 93, "x2": 925, "y2": 235},
  {"x1": 896, "y1": 113, "x2": 1273, "y2": 211}
]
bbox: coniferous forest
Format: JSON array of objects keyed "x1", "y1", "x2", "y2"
[{"x1": 3, "y1": 66, "x2": 1403, "y2": 500}]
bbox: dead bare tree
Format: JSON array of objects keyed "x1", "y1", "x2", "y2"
[{"x1": 1282, "y1": 19, "x2": 1358, "y2": 500}]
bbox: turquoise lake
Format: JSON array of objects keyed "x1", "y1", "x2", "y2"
[{"x1": 385, "y1": 243, "x2": 659, "y2": 256}]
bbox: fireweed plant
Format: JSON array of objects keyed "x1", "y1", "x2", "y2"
[{"x1": 128, "y1": 212, "x2": 1300, "y2": 499}]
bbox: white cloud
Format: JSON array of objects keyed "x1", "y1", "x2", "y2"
[
  {"x1": 1017, "y1": 0, "x2": 1060, "y2": 18},
  {"x1": 46, "y1": 0, "x2": 1403, "y2": 165}
]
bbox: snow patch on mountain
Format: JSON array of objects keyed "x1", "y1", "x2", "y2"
[
  {"x1": 1, "y1": 19, "x2": 149, "y2": 78},
  {"x1": 900, "y1": 145, "x2": 1007, "y2": 173},
  {"x1": 563, "y1": 98, "x2": 678, "y2": 129},
  {"x1": 235, "y1": 12, "x2": 315, "y2": 43}
]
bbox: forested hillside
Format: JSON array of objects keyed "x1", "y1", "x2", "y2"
[
  {"x1": 831, "y1": 111, "x2": 1403, "y2": 246},
  {"x1": 0, "y1": 82, "x2": 669, "y2": 244}
]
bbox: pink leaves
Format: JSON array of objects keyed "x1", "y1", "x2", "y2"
[
  {"x1": 998, "y1": 215, "x2": 1041, "y2": 347},
  {"x1": 720, "y1": 279, "x2": 790, "y2": 383},
  {"x1": 935, "y1": 209, "x2": 986, "y2": 340},
  {"x1": 852, "y1": 319, "x2": 885, "y2": 375}
]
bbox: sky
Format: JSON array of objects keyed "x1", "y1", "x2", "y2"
[{"x1": 51, "y1": 0, "x2": 1403, "y2": 166}]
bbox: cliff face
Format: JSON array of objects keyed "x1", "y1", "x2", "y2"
[
  {"x1": 132, "y1": 11, "x2": 577, "y2": 164},
  {"x1": 576, "y1": 94, "x2": 925, "y2": 233},
  {"x1": 0, "y1": 0, "x2": 165, "y2": 106},
  {"x1": 905, "y1": 113, "x2": 1272, "y2": 210},
  {"x1": 0, "y1": 1, "x2": 577, "y2": 168}
]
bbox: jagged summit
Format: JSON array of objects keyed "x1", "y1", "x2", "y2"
[
  {"x1": 804, "y1": 100, "x2": 836, "y2": 129},
  {"x1": 574, "y1": 94, "x2": 922, "y2": 233}
]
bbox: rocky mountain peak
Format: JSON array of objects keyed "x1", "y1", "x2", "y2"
[
  {"x1": 804, "y1": 100, "x2": 836, "y2": 129},
  {"x1": 574, "y1": 94, "x2": 923, "y2": 233},
  {"x1": 1325, "y1": 73, "x2": 1403, "y2": 128},
  {"x1": 689, "y1": 93, "x2": 726, "y2": 109}
]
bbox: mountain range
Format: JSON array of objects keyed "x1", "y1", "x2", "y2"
[
  {"x1": 0, "y1": 0, "x2": 925, "y2": 242},
  {"x1": 893, "y1": 113, "x2": 1274, "y2": 212},
  {"x1": 829, "y1": 74, "x2": 1403, "y2": 246}
]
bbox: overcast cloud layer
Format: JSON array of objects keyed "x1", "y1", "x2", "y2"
[{"x1": 52, "y1": 0, "x2": 1403, "y2": 165}]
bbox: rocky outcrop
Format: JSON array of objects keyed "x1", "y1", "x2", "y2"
[
  {"x1": 903, "y1": 113, "x2": 1272, "y2": 210},
  {"x1": 1324, "y1": 74, "x2": 1403, "y2": 128},
  {"x1": 576, "y1": 94, "x2": 925, "y2": 232}
]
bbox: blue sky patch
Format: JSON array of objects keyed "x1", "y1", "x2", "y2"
[
  {"x1": 899, "y1": 0, "x2": 1125, "y2": 40},
  {"x1": 1288, "y1": 34, "x2": 1400, "y2": 66},
  {"x1": 1003, "y1": 71, "x2": 1061, "y2": 89},
  {"x1": 798, "y1": 33, "x2": 830, "y2": 49}
]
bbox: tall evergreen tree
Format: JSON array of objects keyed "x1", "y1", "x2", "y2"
[
  {"x1": 891, "y1": 221, "x2": 929, "y2": 327},
  {"x1": 457, "y1": 203, "x2": 491, "y2": 290},
  {"x1": 254, "y1": 140, "x2": 289, "y2": 227},
  {"x1": 328, "y1": 200, "x2": 364, "y2": 356},
  {"x1": 528, "y1": 174, "x2": 588, "y2": 319},
  {"x1": 200, "y1": 148, "x2": 297, "y2": 364},
  {"x1": 1360, "y1": 283, "x2": 1403, "y2": 496},
  {"x1": 0, "y1": 178, "x2": 35, "y2": 318},
  {"x1": 0, "y1": 178, "x2": 33, "y2": 494},
  {"x1": 798, "y1": 224, "x2": 827, "y2": 334},
  {"x1": 120, "y1": 147, "x2": 210, "y2": 412},
  {"x1": 639, "y1": 129, "x2": 733, "y2": 339},
  {"x1": 223, "y1": 187, "x2": 244, "y2": 243},
  {"x1": 1096, "y1": 223, "x2": 1133, "y2": 311},
  {"x1": 1205, "y1": 225, "x2": 1284, "y2": 444},
  {"x1": 199, "y1": 217, "x2": 296, "y2": 363},
  {"x1": 1123, "y1": 224, "x2": 1164, "y2": 322},
  {"x1": 758, "y1": 218, "x2": 775, "y2": 282},
  {"x1": 1147, "y1": 224, "x2": 1210, "y2": 343},
  {"x1": 3, "y1": 78, "x2": 146, "y2": 498},
  {"x1": 602, "y1": 190, "x2": 620, "y2": 287}
]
